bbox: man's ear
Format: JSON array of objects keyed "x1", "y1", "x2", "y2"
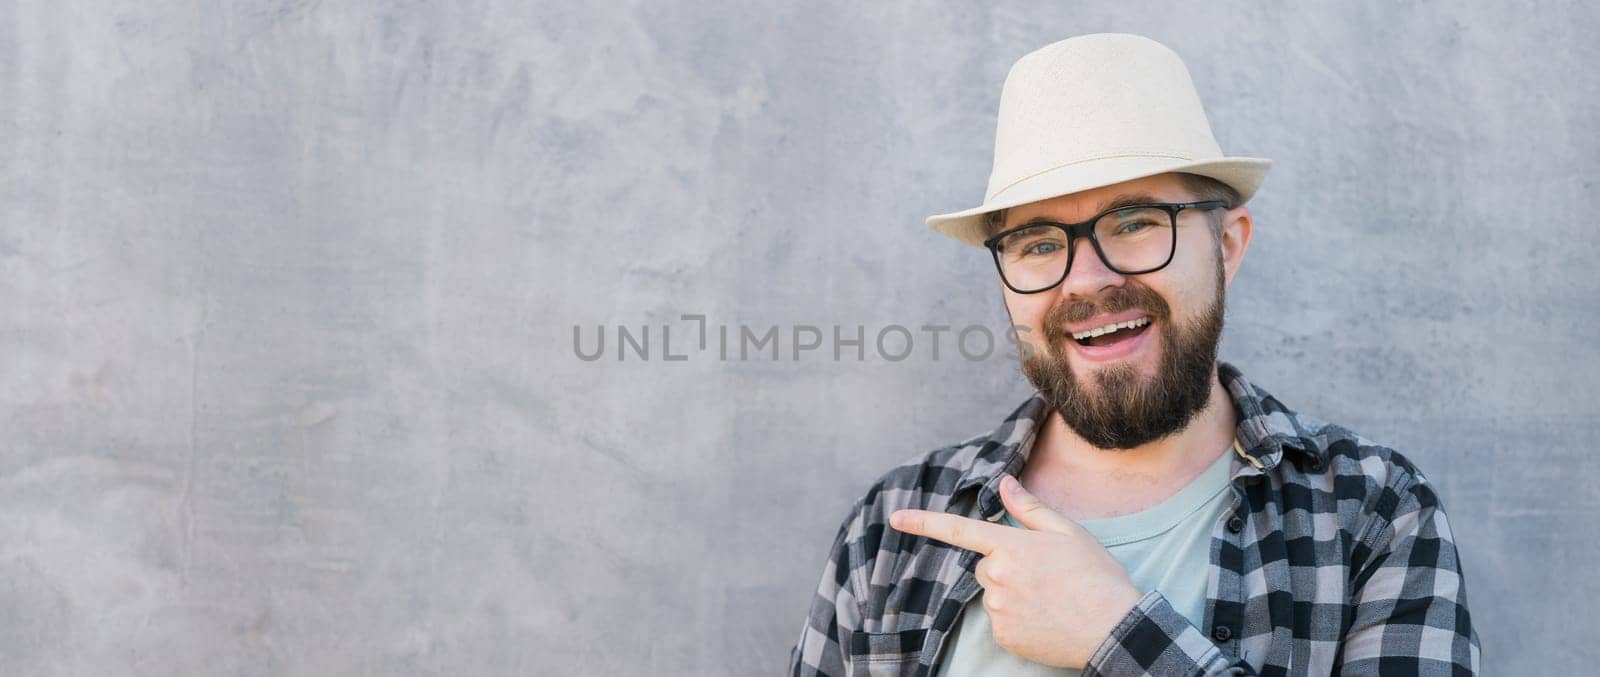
[{"x1": 1218, "y1": 206, "x2": 1254, "y2": 290}]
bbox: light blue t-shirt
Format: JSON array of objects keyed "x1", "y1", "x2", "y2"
[{"x1": 934, "y1": 444, "x2": 1237, "y2": 676}]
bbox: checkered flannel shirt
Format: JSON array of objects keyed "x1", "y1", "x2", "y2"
[{"x1": 789, "y1": 361, "x2": 1479, "y2": 676}]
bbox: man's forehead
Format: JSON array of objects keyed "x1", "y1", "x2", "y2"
[{"x1": 1004, "y1": 174, "x2": 1189, "y2": 225}]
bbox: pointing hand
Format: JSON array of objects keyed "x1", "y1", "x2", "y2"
[{"x1": 890, "y1": 475, "x2": 1142, "y2": 669}]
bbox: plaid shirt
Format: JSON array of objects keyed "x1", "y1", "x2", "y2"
[{"x1": 789, "y1": 361, "x2": 1479, "y2": 676}]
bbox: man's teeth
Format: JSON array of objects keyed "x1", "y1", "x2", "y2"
[{"x1": 1071, "y1": 317, "x2": 1150, "y2": 340}]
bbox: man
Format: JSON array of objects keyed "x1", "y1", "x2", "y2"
[{"x1": 788, "y1": 34, "x2": 1478, "y2": 676}]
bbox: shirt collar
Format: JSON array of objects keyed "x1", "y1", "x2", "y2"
[{"x1": 953, "y1": 360, "x2": 1326, "y2": 520}]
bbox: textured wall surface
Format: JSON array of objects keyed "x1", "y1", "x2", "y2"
[{"x1": 3, "y1": 2, "x2": 1596, "y2": 674}]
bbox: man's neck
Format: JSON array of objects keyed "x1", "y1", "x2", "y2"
[{"x1": 1018, "y1": 368, "x2": 1240, "y2": 521}]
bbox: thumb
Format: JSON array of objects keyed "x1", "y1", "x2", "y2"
[{"x1": 1000, "y1": 475, "x2": 1081, "y2": 535}]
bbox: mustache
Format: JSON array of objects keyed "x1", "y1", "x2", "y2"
[{"x1": 1041, "y1": 284, "x2": 1171, "y2": 346}]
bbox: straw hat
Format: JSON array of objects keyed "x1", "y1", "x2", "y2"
[{"x1": 926, "y1": 33, "x2": 1271, "y2": 248}]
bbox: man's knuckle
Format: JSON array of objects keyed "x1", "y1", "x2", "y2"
[
  {"x1": 976, "y1": 568, "x2": 1002, "y2": 589},
  {"x1": 986, "y1": 564, "x2": 1006, "y2": 585},
  {"x1": 948, "y1": 520, "x2": 966, "y2": 543},
  {"x1": 991, "y1": 623, "x2": 1012, "y2": 649}
]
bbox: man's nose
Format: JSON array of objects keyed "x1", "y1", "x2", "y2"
[{"x1": 1057, "y1": 238, "x2": 1127, "y2": 298}]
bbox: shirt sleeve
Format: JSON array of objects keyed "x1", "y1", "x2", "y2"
[
  {"x1": 789, "y1": 501, "x2": 865, "y2": 677},
  {"x1": 1083, "y1": 468, "x2": 1479, "y2": 676},
  {"x1": 1334, "y1": 470, "x2": 1480, "y2": 674},
  {"x1": 1081, "y1": 590, "x2": 1259, "y2": 676}
]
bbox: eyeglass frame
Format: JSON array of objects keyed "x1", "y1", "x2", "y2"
[{"x1": 981, "y1": 200, "x2": 1230, "y2": 295}]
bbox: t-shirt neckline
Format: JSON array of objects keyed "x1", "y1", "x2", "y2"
[{"x1": 1001, "y1": 440, "x2": 1236, "y2": 546}]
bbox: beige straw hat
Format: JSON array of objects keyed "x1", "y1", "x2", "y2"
[{"x1": 926, "y1": 33, "x2": 1272, "y2": 248}]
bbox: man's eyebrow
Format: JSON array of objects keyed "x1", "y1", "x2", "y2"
[
  {"x1": 1016, "y1": 193, "x2": 1165, "y2": 226},
  {"x1": 1096, "y1": 192, "x2": 1165, "y2": 213}
]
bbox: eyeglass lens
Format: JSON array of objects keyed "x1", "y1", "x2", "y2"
[{"x1": 992, "y1": 206, "x2": 1175, "y2": 292}]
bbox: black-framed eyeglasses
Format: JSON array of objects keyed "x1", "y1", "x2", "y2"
[{"x1": 982, "y1": 200, "x2": 1228, "y2": 294}]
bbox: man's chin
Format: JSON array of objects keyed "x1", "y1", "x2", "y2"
[{"x1": 1058, "y1": 345, "x2": 1160, "y2": 380}]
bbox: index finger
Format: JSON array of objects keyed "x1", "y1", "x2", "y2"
[{"x1": 889, "y1": 509, "x2": 1017, "y2": 555}]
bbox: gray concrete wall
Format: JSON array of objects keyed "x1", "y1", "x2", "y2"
[{"x1": 3, "y1": 1, "x2": 1594, "y2": 674}]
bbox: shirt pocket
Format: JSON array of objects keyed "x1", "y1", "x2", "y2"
[{"x1": 847, "y1": 627, "x2": 928, "y2": 676}]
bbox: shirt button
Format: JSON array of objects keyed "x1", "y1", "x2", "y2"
[
  {"x1": 1212, "y1": 625, "x2": 1233, "y2": 642},
  {"x1": 1226, "y1": 515, "x2": 1244, "y2": 533}
]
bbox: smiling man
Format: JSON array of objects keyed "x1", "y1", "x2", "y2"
[{"x1": 789, "y1": 34, "x2": 1478, "y2": 676}]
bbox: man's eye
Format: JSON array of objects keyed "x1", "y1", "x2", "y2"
[
  {"x1": 1023, "y1": 241, "x2": 1061, "y2": 256},
  {"x1": 1116, "y1": 220, "x2": 1158, "y2": 234}
]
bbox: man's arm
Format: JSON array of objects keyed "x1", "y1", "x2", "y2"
[
  {"x1": 1084, "y1": 467, "x2": 1478, "y2": 676},
  {"x1": 789, "y1": 501, "x2": 864, "y2": 677},
  {"x1": 891, "y1": 474, "x2": 1263, "y2": 675},
  {"x1": 1334, "y1": 470, "x2": 1479, "y2": 673},
  {"x1": 1082, "y1": 591, "x2": 1259, "y2": 676}
]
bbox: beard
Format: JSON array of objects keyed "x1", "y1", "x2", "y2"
[{"x1": 1020, "y1": 260, "x2": 1226, "y2": 451}]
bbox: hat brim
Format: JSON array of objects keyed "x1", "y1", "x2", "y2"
[{"x1": 926, "y1": 156, "x2": 1272, "y2": 248}]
